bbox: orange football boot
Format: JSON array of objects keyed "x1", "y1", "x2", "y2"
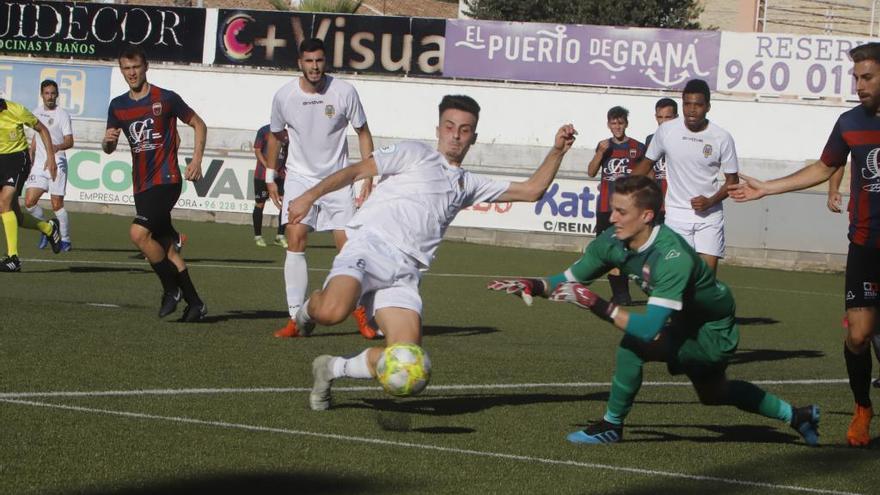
[
  {"x1": 352, "y1": 306, "x2": 378, "y2": 340},
  {"x1": 274, "y1": 319, "x2": 300, "y2": 338},
  {"x1": 846, "y1": 404, "x2": 873, "y2": 447}
]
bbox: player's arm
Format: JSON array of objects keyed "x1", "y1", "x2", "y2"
[
  {"x1": 488, "y1": 235, "x2": 612, "y2": 305},
  {"x1": 182, "y1": 112, "x2": 207, "y2": 181},
  {"x1": 265, "y1": 130, "x2": 285, "y2": 208},
  {"x1": 354, "y1": 123, "x2": 375, "y2": 206},
  {"x1": 729, "y1": 160, "x2": 837, "y2": 202},
  {"x1": 587, "y1": 139, "x2": 609, "y2": 177},
  {"x1": 32, "y1": 121, "x2": 57, "y2": 180},
  {"x1": 631, "y1": 156, "x2": 655, "y2": 176},
  {"x1": 495, "y1": 124, "x2": 576, "y2": 202},
  {"x1": 550, "y1": 281, "x2": 673, "y2": 338},
  {"x1": 288, "y1": 157, "x2": 379, "y2": 225},
  {"x1": 55, "y1": 134, "x2": 74, "y2": 152},
  {"x1": 29, "y1": 135, "x2": 36, "y2": 161},
  {"x1": 692, "y1": 172, "x2": 738, "y2": 212},
  {"x1": 827, "y1": 166, "x2": 845, "y2": 213}
]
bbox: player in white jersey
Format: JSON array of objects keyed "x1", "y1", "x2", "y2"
[
  {"x1": 633, "y1": 79, "x2": 739, "y2": 272},
  {"x1": 24, "y1": 80, "x2": 74, "y2": 251},
  {"x1": 284, "y1": 95, "x2": 576, "y2": 410},
  {"x1": 264, "y1": 38, "x2": 378, "y2": 340}
]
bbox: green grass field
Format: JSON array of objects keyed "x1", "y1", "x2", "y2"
[{"x1": 2, "y1": 212, "x2": 878, "y2": 494}]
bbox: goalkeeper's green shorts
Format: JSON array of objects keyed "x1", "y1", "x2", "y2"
[{"x1": 667, "y1": 315, "x2": 739, "y2": 378}]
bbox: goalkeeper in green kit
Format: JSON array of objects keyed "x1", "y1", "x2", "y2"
[{"x1": 488, "y1": 175, "x2": 820, "y2": 445}]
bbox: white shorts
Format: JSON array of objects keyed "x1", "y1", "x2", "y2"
[
  {"x1": 665, "y1": 215, "x2": 725, "y2": 258},
  {"x1": 280, "y1": 174, "x2": 356, "y2": 231},
  {"x1": 25, "y1": 157, "x2": 68, "y2": 196},
  {"x1": 325, "y1": 229, "x2": 423, "y2": 321}
]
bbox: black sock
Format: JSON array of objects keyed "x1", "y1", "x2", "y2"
[
  {"x1": 608, "y1": 274, "x2": 630, "y2": 300},
  {"x1": 277, "y1": 222, "x2": 286, "y2": 236},
  {"x1": 845, "y1": 343, "x2": 873, "y2": 407},
  {"x1": 151, "y1": 257, "x2": 180, "y2": 295},
  {"x1": 177, "y1": 269, "x2": 203, "y2": 306},
  {"x1": 253, "y1": 207, "x2": 263, "y2": 236}
]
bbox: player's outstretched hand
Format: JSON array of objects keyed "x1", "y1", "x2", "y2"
[
  {"x1": 486, "y1": 278, "x2": 546, "y2": 306},
  {"x1": 550, "y1": 282, "x2": 599, "y2": 309},
  {"x1": 554, "y1": 124, "x2": 577, "y2": 153},
  {"x1": 728, "y1": 174, "x2": 766, "y2": 202}
]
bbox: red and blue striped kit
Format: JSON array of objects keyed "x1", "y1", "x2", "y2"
[
  {"x1": 107, "y1": 85, "x2": 193, "y2": 194},
  {"x1": 597, "y1": 137, "x2": 646, "y2": 213}
]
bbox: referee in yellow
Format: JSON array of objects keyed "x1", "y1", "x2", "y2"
[{"x1": 0, "y1": 97, "x2": 62, "y2": 272}]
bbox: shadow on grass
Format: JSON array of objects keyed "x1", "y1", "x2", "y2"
[
  {"x1": 34, "y1": 266, "x2": 151, "y2": 274},
  {"x1": 729, "y1": 348, "x2": 824, "y2": 365},
  {"x1": 607, "y1": 443, "x2": 877, "y2": 494},
  {"x1": 199, "y1": 310, "x2": 289, "y2": 323},
  {"x1": 69, "y1": 471, "x2": 389, "y2": 495},
  {"x1": 422, "y1": 325, "x2": 499, "y2": 337},
  {"x1": 612, "y1": 423, "x2": 801, "y2": 445},
  {"x1": 735, "y1": 316, "x2": 780, "y2": 326},
  {"x1": 185, "y1": 258, "x2": 276, "y2": 264},
  {"x1": 349, "y1": 391, "x2": 608, "y2": 416}
]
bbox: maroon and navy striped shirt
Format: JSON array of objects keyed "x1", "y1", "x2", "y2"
[
  {"x1": 645, "y1": 133, "x2": 667, "y2": 212},
  {"x1": 107, "y1": 85, "x2": 194, "y2": 194},
  {"x1": 253, "y1": 124, "x2": 287, "y2": 181},
  {"x1": 596, "y1": 137, "x2": 646, "y2": 213},
  {"x1": 821, "y1": 105, "x2": 880, "y2": 247}
]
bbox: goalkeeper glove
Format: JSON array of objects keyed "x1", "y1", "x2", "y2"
[
  {"x1": 486, "y1": 278, "x2": 547, "y2": 306},
  {"x1": 550, "y1": 282, "x2": 618, "y2": 322}
]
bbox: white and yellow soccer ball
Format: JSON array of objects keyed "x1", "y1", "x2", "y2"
[{"x1": 376, "y1": 344, "x2": 431, "y2": 397}]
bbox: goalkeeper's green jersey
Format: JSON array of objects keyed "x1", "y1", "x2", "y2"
[{"x1": 554, "y1": 225, "x2": 735, "y2": 330}]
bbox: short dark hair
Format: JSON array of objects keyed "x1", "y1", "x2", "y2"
[
  {"x1": 682, "y1": 79, "x2": 711, "y2": 103},
  {"x1": 655, "y1": 97, "x2": 678, "y2": 114},
  {"x1": 614, "y1": 175, "x2": 662, "y2": 219},
  {"x1": 299, "y1": 38, "x2": 326, "y2": 56},
  {"x1": 850, "y1": 42, "x2": 880, "y2": 64},
  {"x1": 438, "y1": 95, "x2": 480, "y2": 122},
  {"x1": 40, "y1": 79, "x2": 58, "y2": 91},
  {"x1": 607, "y1": 106, "x2": 628, "y2": 122},
  {"x1": 118, "y1": 45, "x2": 147, "y2": 64}
]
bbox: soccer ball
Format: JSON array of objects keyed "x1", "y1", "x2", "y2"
[{"x1": 376, "y1": 344, "x2": 431, "y2": 397}]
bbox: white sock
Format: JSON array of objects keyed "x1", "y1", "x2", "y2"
[
  {"x1": 55, "y1": 208, "x2": 70, "y2": 242},
  {"x1": 25, "y1": 204, "x2": 45, "y2": 221},
  {"x1": 284, "y1": 251, "x2": 308, "y2": 318},
  {"x1": 331, "y1": 350, "x2": 373, "y2": 379}
]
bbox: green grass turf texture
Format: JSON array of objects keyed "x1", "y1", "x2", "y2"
[{"x1": 1, "y1": 212, "x2": 878, "y2": 495}]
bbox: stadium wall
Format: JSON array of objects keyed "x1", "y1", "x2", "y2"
[{"x1": 4, "y1": 56, "x2": 850, "y2": 272}]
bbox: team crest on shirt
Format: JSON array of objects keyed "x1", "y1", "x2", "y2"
[
  {"x1": 702, "y1": 144, "x2": 712, "y2": 158},
  {"x1": 152, "y1": 102, "x2": 163, "y2": 116},
  {"x1": 47, "y1": 117, "x2": 54, "y2": 126},
  {"x1": 324, "y1": 105, "x2": 335, "y2": 118},
  {"x1": 629, "y1": 148, "x2": 638, "y2": 159}
]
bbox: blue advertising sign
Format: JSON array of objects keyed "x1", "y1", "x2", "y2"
[{"x1": 0, "y1": 60, "x2": 111, "y2": 119}]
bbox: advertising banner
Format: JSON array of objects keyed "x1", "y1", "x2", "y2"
[
  {"x1": 0, "y1": 60, "x2": 110, "y2": 120},
  {"x1": 444, "y1": 19, "x2": 721, "y2": 90},
  {"x1": 452, "y1": 176, "x2": 600, "y2": 236},
  {"x1": 215, "y1": 10, "x2": 444, "y2": 75},
  {"x1": 0, "y1": 1, "x2": 205, "y2": 63},
  {"x1": 718, "y1": 32, "x2": 871, "y2": 99},
  {"x1": 66, "y1": 149, "x2": 276, "y2": 215}
]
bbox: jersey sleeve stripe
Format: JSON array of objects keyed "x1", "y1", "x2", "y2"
[{"x1": 647, "y1": 296, "x2": 682, "y2": 311}]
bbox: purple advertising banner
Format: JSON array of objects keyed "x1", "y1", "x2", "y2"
[{"x1": 444, "y1": 19, "x2": 721, "y2": 91}]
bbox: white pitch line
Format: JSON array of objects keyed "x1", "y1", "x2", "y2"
[
  {"x1": 86, "y1": 303, "x2": 120, "y2": 308},
  {"x1": 0, "y1": 378, "x2": 848, "y2": 400},
  {"x1": 0, "y1": 398, "x2": 860, "y2": 495},
  {"x1": 22, "y1": 258, "x2": 838, "y2": 296}
]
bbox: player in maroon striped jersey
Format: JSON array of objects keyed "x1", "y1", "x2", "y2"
[
  {"x1": 103, "y1": 46, "x2": 208, "y2": 323},
  {"x1": 731, "y1": 41, "x2": 880, "y2": 447}
]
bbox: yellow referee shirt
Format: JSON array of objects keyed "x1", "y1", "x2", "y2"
[{"x1": 0, "y1": 100, "x2": 38, "y2": 155}]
